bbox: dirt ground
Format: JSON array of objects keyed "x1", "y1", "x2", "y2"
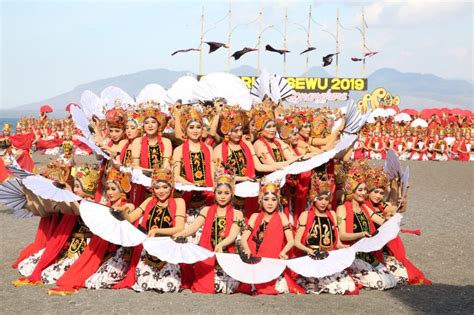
[{"x1": 1, "y1": 159, "x2": 473, "y2": 314}]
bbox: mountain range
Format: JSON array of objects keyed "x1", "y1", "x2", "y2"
[{"x1": 1, "y1": 66, "x2": 472, "y2": 118}]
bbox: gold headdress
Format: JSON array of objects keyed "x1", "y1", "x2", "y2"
[
  {"x1": 41, "y1": 158, "x2": 73, "y2": 183},
  {"x1": 151, "y1": 167, "x2": 174, "y2": 187},
  {"x1": 343, "y1": 164, "x2": 367, "y2": 195},
  {"x1": 214, "y1": 172, "x2": 235, "y2": 192},
  {"x1": 127, "y1": 110, "x2": 144, "y2": 127},
  {"x1": 277, "y1": 115, "x2": 299, "y2": 140},
  {"x1": 258, "y1": 180, "x2": 281, "y2": 203},
  {"x1": 105, "y1": 108, "x2": 127, "y2": 129},
  {"x1": 142, "y1": 106, "x2": 168, "y2": 131},
  {"x1": 310, "y1": 172, "x2": 335, "y2": 201},
  {"x1": 180, "y1": 107, "x2": 203, "y2": 131},
  {"x1": 310, "y1": 113, "x2": 327, "y2": 138},
  {"x1": 251, "y1": 108, "x2": 275, "y2": 132},
  {"x1": 366, "y1": 167, "x2": 389, "y2": 192},
  {"x1": 220, "y1": 108, "x2": 244, "y2": 136},
  {"x1": 106, "y1": 167, "x2": 131, "y2": 193},
  {"x1": 71, "y1": 165, "x2": 100, "y2": 196},
  {"x1": 3, "y1": 123, "x2": 12, "y2": 132}
]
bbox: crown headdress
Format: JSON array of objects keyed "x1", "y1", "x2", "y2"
[
  {"x1": 151, "y1": 167, "x2": 174, "y2": 187},
  {"x1": 214, "y1": 171, "x2": 235, "y2": 192},
  {"x1": 105, "y1": 108, "x2": 127, "y2": 129},
  {"x1": 106, "y1": 167, "x2": 131, "y2": 193},
  {"x1": 71, "y1": 165, "x2": 100, "y2": 196},
  {"x1": 310, "y1": 171, "x2": 335, "y2": 201},
  {"x1": 366, "y1": 167, "x2": 389, "y2": 191},
  {"x1": 251, "y1": 108, "x2": 275, "y2": 132},
  {"x1": 180, "y1": 106, "x2": 203, "y2": 130},
  {"x1": 258, "y1": 180, "x2": 281, "y2": 202},
  {"x1": 220, "y1": 108, "x2": 244, "y2": 136}
]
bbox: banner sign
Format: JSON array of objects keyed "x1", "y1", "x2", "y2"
[{"x1": 239, "y1": 76, "x2": 367, "y2": 93}]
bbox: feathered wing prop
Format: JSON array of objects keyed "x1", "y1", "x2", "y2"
[
  {"x1": 136, "y1": 84, "x2": 169, "y2": 114},
  {"x1": 215, "y1": 252, "x2": 286, "y2": 284},
  {"x1": 174, "y1": 183, "x2": 213, "y2": 192},
  {"x1": 384, "y1": 149, "x2": 402, "y2": 181},
  {"x1": 192, "y1": 72, "x2": 252, "y2": 110},
  {"x1": 22, "y1": 176, "x2": 82, "y2": 202},
  {"x1": 76, "y1": 136, "x2": 110, "y2": 160},
  {"x1": 352, "y1": 213, "x2": 402, "y2": 253},
  {"x1": 343, "y1": 99, "x2": 371, "y2": 134},
  {"x1": 79, "y1": 200, "x2": 147, "y2": 247},
  {"x1": 269, "y1": 75, "x2": 294, "y2": 103},
  {"x1": 70, "y1": 105, "x2": 92, "y2": 139},
  {"x1": 0, "y1": 178, "x2": 31, "y2": 218},
  {"x1": 166, "y1": 76, "x2": 198, "y2": 105},
  {"x1": 6, "y1": 165, "x2": 34, "y2": 179},
  {"x1": 400, "y1": 166, "x2": 409, "y2": 203},
  {"x1": 100, "y1": 86, "x2": 135, "y2": 110},
  {"x1": 286, "y1": 247, "x2": 356, "y2": 278},
  {"x1": 142, "y1": 237, "x2": 214, "y2": 264},
  {"x1": 80, "y1": 90, "x2": 105, "y2": 119},
  {"x1": 250, "y1": 70, "x2": 271, "y2": 100},
  {"x1": 234, "y1": 181, "x2": 260, "y2": 198}
]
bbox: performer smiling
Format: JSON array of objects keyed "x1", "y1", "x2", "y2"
[{"x1": 174, "y1": 172, "x2": 243, "y2": 294}]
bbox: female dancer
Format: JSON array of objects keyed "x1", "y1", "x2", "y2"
[
  {"x1": 364, "y1": 167, "x2": 431, "y2": 285},
  {"x1": 173, "y1": 173, "x2": 243, "y2": 294},
  {"x1": 114, "y1": 167, "x2": 185, "y2": 292},
  {"x1": 239, "y1": 181, "x2": 304, "y2": 295},
  {"x1": 336, "y1": 166, "x2": 397, "y2": 290},
  {"x1": 15, "y1": 165, "x2": 100, "y2": 285},
  {"x1": 84, "y1": 168, "x2": 135, "y2": 289},
  {"x1": 94, "y1": 108, "x2": 128, "y2": 202},
  {"x1": 294, "y1": 171, "x2": 356, "y2": 294}
]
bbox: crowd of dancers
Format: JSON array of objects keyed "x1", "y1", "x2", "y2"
[{"x1": 0, "y1": 80, "x2": 434, "y2": 296}]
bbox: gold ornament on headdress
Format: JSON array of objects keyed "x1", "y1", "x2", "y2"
[
  {"x1": 310, "y1": 113, "x2": 327, "y2": 138},
  {"x1": 220, "y1": 109, "x2": 244, "y2": 136},
  {"x1": 214, "y1": 172, "x2": 235, "y2": 192},
  {"x1": 343, "y1": 165, "x2": 367, "y2": 195},
  {"x1": 142, "y1": 106, "x2": 168, "y2": 132},
  {"x1": 41, "y1": 158, "x2": 73, "y2": 184},
  {"x1": 127, "y1": 110, "x2": 144, "y2": 127},
  {"x1": 258, "y1": 180, "x2": 281, "y2": 203},
  {"x1": 71, "y1": 165, "x2": 100, "y2": 196},
  {"x1": 365, "y1": 167, "x2": 389, "y2": 192},
  {"x1": 106, "y1": 167, "x2": 131, "y2": 193},
  {"x1": 105, "y1": 108, "x2": 127, "y2": 129},
  {"x1": 277, "y1": 116, "x2": 299, "y2": 140},
  {"x1": 310, "y1": 172, "x2": 335, "y2": 201},
  {"x1": 2, "y1": 123, "x2": 11, "y2": 132},
  {"x1": 151, "y1": 167, "x2": 174, "y2": 187},
  {"x1": 251, "y1": 108, "x2": 275, "y2": 132},
  {"x1": 180, "y1": 107, "x2": 202, "y2": 130}
]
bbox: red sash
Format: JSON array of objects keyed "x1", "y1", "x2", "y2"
[
  {"x1": 240, "y1": 212, "x2": 303, "y2": 295},
  {"x1": 12, "y1": 215, "x2": 60, "y2": 268},
  {"x1": 0, "y1": 158, "x2": 8, "y2": 183},
  {"x1": 113, "y1": 198, "x2": 176, "y2": 289},
  {"x1": 258, "y1": 136, "x2": 286, "y2": 161},
  {"x1": 192, "y1": 205, "x2": 234, "y2": 293},
  {"x1": 221, "y1": 140, "x2": 256, "y2": 178}
]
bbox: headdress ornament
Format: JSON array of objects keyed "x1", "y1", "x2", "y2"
[
  {"x1": 180, "y1": 106, "x2": 203, "y2": 130},
  {"x1": 151, "y1": 167, "x2": 174, "y2": 188},
  {"x1": 105, "y1": 108, "x2": 127, "y2": 129},
  {"x1": 220, "y1": 108, "x2": 244, "y2": 136},
  {"x1": 106, "y1": 167, "x2": 131, "y2": 193},
  {"x1": 258, "y1": 179, "x2": 281, "y2": 203},
  {"x1": 71, "y1": 165, "x2": 100, "y2": 196}
]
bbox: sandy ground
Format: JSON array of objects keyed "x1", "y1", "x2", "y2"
[{"x1": 1, "y1": 158, "x2": 473, "y2": 314}]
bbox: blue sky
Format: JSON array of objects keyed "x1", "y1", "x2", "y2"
[{"x1": 1, "y1": 0, "x2": 472, "y2": 109}]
